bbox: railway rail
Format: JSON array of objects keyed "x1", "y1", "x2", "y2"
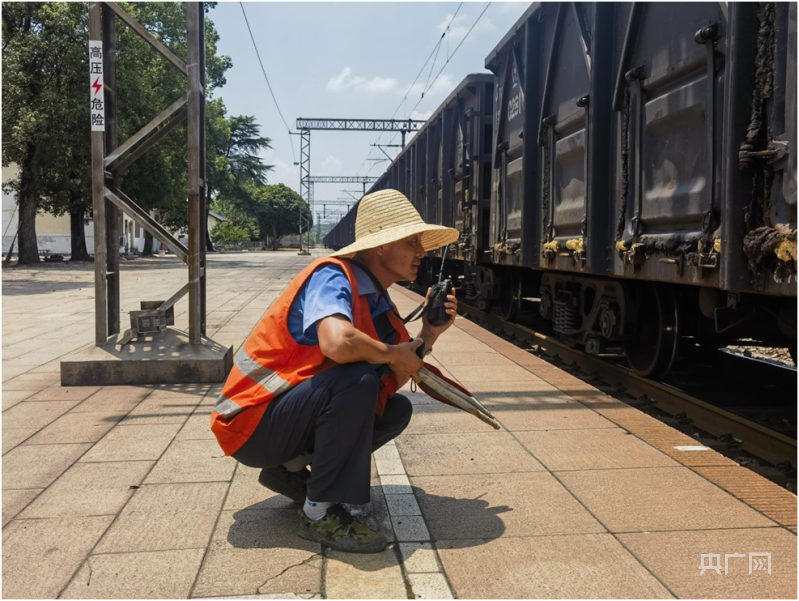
[{"x1": 445, "y1": 294, "x2": 797, "y2": 488}]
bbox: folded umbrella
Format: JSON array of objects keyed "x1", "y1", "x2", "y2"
[{"x1": 417, "y1": 363, "x2": 500, "y2": 430}]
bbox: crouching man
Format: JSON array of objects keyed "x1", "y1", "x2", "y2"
[{"x1": 211, "y1": 189, "x2": 459, "y2": 553}]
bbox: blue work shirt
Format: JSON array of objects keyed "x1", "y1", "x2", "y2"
[{"x1": 288, "y1": 263, "x2": 397, "y2": 346}]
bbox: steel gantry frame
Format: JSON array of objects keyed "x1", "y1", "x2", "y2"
[
  {"x1": 88, "y1": 2, "x2": 206, "y2": 346},
  {"x1": 295, "y1": 118, "x2": 424, "y2": 221}
]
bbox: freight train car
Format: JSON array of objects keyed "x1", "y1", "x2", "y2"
[{"x1": 326, "y1": 2, "x2": 797, "y2": 377}]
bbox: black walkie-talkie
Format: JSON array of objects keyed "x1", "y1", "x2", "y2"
[{"x1": 426, "y1": 245, "x2": 453, "y2": 327}]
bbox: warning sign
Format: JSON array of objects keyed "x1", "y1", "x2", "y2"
[{"x1": 89, "y1": 40, "x2": 104, "y2": 132}]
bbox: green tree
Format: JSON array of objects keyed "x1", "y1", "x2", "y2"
[
  {"x1": 206, "y1": 105, "x2": 272, "y2": 250},
  {"x1": 210, "y1": 218, "x2": 257, "y2": 247},
  {"x1": 251, "y1": 184, "x2": 312, "y2": 251},
  {"x1": 1, "y1": 2, "x2": 232, "y2": 264}
]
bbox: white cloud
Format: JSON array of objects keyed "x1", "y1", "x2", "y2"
[
  {"x1": 320, "y1": 155, "x2": 343, "y2": 175},
  {"x1": 327, "y1": 67, "x2": 399, "y2": 94},
  {"x1": 410, "y1": 110, "x2": 433, "y2": 121},
  {"x1": 264, "y1": 151, "x2": 300, "y2": 190}
]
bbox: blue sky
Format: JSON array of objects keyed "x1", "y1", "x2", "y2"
[{"x1": 211, "y1": 1, "x2": 531, "y2": 223}]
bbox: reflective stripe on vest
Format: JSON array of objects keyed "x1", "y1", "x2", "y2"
[{"x1": 214, "y1": 348, "x2": 293, "y2": 419}]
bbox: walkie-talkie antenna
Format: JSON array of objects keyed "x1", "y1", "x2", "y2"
[{"x1": 438, "y1": 245, "x2": 448, "y2": 284}]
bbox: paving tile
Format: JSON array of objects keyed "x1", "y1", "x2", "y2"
[
  {"x1": 395, "y1": 432, "x2": 544, "y2": 476},
  {"x1": 620, "y1": 528, "x2": 797, "y2": 599},
  {"x1": 408, "y1": 573, "x2": 453, "y2": 599},
  {"x1": 434, "y1": 352, "x2": 519, "y2": 367},
  {"x1": 2, "y1": 488, "x2": 42, "y2": 526},
  {"x1": 380, "y1": 474, "x2": 413, "y2": 494},
  {"x1": 2, "y1": 516, "x2": 114, "y2": 599},
  {"x1": 3, "y1": 443, "x2": 91, "y2": 489},
  {"x1": 2, "y1": 389, "x2": 36, "y2": 411},
  {"x1": 490, "y1": 395, "x2": 619, "y2": 432},
  {"x1": 390, "y1": 514, "x2": 430, "y2": 541},
  {"x1": 444, "y1": 362, "x2": 537, "y2": 384},
  {"x1": 461, "y1": 378, "x2": 560, "y2": 395},
  {"x1": 384, "y1": 493, "x2": 422, "y2": 516},
  {"x1": 558, "y1": 467, "x2": 777, "y2": 533},
  {"x1": 79, "y1": 423, "x2": 181, "y2": 462},
  {"x1": 325, "y1": 548, "x2": 407, "y2": 599},
  {"x1": 2, "y1": 399, "x2": 79, "y2": 430},
  {"x1": 516, "y1": 428, "x2": 679, "y2": 471},
  {"x1": 62, "y1": 549, "x2": 206, "y2": 599},
  {"x1": 225, "y1": 464, "x2": 295, "y2": 511},
  {"x1": 24, "y1": 411, "x2": 126, "y2": 445},
  {"x1": 26, "y1": 385, "x2": 101, "y2": 402},
  {"x1": 412, "y1": 472, "x2": 604, "y2": 540},
  {"x1": 144, "y1": 438, "x2": 236, "y2": 484},
  {"x1": 398, "y1": 542, "x2": 440, "y2": 573},
  {"x1": 2, "y1": 428, "x2": 38, "y2": 454},
  {"x1": 121, "y1": 393, "x2": 201, "y2": 425},
  {"x1": 192, "y1": 508, "x2": 322, "y2": 598},
  {"x1": 20, "y1": 461, "x2": 152, "y2": 519},
  {"x1": 176, "y1": 407, "x2": 216, "y2": 439},
  {"x1": 438, "y1": 534, "x2": 671, "y2": 598},
  {"x1": 69, "y1": 385, "x2": 153, "y2": 412},
  {"x1": 95, "y1": 482, "x2": 228, "y2": 553}
]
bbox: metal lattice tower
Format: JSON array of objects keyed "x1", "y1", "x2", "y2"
[{"x1": 295, "y1": 118, "x2": 424, "y2": 219}]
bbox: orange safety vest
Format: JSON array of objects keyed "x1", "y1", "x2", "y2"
[{"x1": 211, "y1": 256, "x2": 412, "y2": 456}]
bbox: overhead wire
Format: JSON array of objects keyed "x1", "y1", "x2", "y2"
[
  {"x1": 239, "y1": 2, "x2": 301, "y2": 182},
  {"x1": 363, "y1": 2, "x2": 492, "y2": 177},
  {"x1": 354, "y1": 2, "x2": 464, "y2": 179}
]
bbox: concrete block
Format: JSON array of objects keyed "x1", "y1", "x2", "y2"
[
  {"x1": 437, "y1": 534, "x2": 671, "y2": 599},
  {"x1": 516, "y1": 428, "x2": 679, "y2": 471},
  {"x1": 2, "y1": 516, "x2": 114, "y2": 598},
  {"x1": 412, "y1": 472, "x2": 604, "y2": 540},
  {"x1": 62, "y1": 549, "x2": 205, "y2": 599},
  {"x1": 3, "y1": 443, "x2": 91, "y2": 489},
  {"x1": 20, "y1": 461, "x2": 152, "y2": 519},
  {"x1": 95, "y1": 482, "x2": 228, "y2": 553},
  {"x1": 619, "y1": 528, "x2": 797, "y2": 598},
  {"x1": 144, "y1": 438, "x2": 236, "y2": 484},
  {"x1": 79, "y1": 423, "x2": 181, "y2": 462},
  {"x1": 558, "y1": 466, "x2": 777, "y2": 532},
  {"x1": 395, "y1": 432, "x2": 543, "y2": 477},
  {"x1": 2, "y1": 488, "x2": 41, "y2": 526},
  {"x1": 60, "y1": 329, "x2": 233, "y2": 386},
  {"x1": 325, "y1": 548, "x2": 407, "y2": 599},
  {"x1": 192, "y1": 509, "x2": 322, "y2": 598}
]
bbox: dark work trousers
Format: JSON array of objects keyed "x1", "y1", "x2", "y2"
[{"x1": 232, "y1": 361, "x2": 413, "y2": 505}]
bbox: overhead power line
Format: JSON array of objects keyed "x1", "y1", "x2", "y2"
[
  {"x1": 239, "y1": 2, "x2": 300, "y2": 181},
  {"x1": 355, "y1": 3, "x2": 464, "y2": 178},
  {"x1": 363, "y1": 2, "x2": 492, "y2": 178}
]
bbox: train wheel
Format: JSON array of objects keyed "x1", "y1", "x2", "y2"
[
  {"x1": 624, "y1": 283, "x2": 680, "y2": 378},
  {"x1": 500, "y1": 272, "x2": 523, "y2": 322}
]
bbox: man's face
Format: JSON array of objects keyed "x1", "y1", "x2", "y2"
[{"x1": 378, "y1": 234, "x2": 426, "y2": 282}]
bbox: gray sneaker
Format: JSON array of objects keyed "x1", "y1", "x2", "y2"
[{"x1": 298, "y1": 503, "x2": 388, "y2": 553}]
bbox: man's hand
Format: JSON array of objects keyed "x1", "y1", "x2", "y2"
[
  {"x1": 388, "y1": 338, "x2": 424, "y2": 385},
  {"x1": 421, "y1": 286, "x2": 458, "y2": 339}
]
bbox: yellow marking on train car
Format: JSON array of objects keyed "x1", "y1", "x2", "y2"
[
  {"x1": 775, "y1": 238, "x2": 797, "y2": 262},
  {"x1": 565, "y1": 238, "x2": 584, "y2": 253}
]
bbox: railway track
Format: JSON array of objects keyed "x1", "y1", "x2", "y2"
[{"x1": 450, "y1": 297, "x2": 797, "y2": 487}]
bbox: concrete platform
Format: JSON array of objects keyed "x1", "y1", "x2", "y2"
[
  {"x1": 60, "y1": 329, "x2": 233, "y2": 386},
  {"x1": 3, "y1": 250, "x2": 796, "y2": 599}
]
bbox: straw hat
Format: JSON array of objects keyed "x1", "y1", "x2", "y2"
[{"x1": 330, "y1": 189, "x2": 459, "y2": 257}]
